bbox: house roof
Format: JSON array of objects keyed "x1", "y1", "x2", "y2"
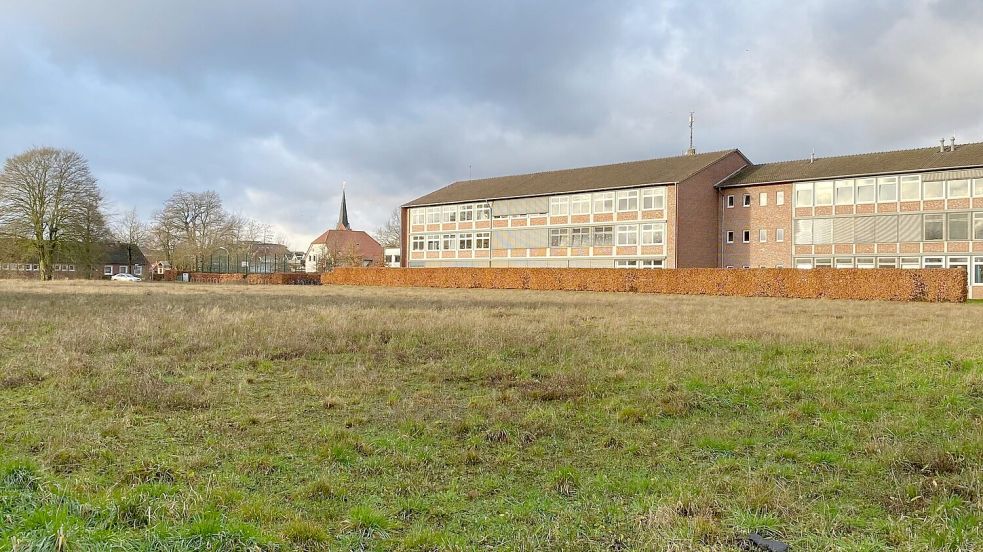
[
  {"x1": 722, "y1": 142, "x2": 983, "y2": 187},
  {"x1": 104, "y1": 243, "x2": 149, "y2": 265},
  {"x1": 403, "y1": 149, "x2": 743, "y2": 207},
  {"x1": 307, "y1": 229, "x2": 383, "y2": 260}
]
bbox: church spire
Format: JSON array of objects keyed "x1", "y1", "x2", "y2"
[{"x1": 336, "y1": 182, "x2": 351, "y2": 230}]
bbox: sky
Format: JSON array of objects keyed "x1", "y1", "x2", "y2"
[{"x1": 2, "y1": 0, "x2": 982, "y2": 250}]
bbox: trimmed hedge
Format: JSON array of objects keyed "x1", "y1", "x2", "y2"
[
  {"x1": 320, "y1": 267, "x2": 967, "y2": 302},
  {"x1": 180, "y1": 272, "x2": 320, "y2": 285}
]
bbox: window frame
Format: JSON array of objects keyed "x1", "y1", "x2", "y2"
[
  {"x1": 441, "y1": 206, "x2": 457, "y2": 223},
  {"x1": 758, "y1": 229, "x2": 767, "y2": 243},
  {"x1": 923, "y1": 180, "x2": 945, "y2": 200},
  {"x1": 759, "y1": 192, "x2": 768, "y2": 207},
  {"x1": 776, "y1": 228, "x2": 785, "y2": 242},
  {"x1": 426, "y1": 234, "x2": 440, "y2": 251},
  {"x1": 726, "y1": 195, "x2": 735, "y2": 208},
  {"x1": 947, "y1": 179, "x2": 970, "y2": 199},
  {"x1": 616, "y1": 190, "x2": 639, "y2": 212},
  {"x1": 458, "y1": 233, "x2": 473, "y2": 250},
  {"x1": 411, "y1": 208, "x2": 426, "y2": 225},
  {"x1": 924, "y1": 213, "x2": 945, "y2": 241},
  {"x1": 743, "y1": 194, "x2": 752, "y2": 207},
  {"x1": 593, "y1": 192, "x2": 615, "y2": 213},
  {"x1": 776, "y1": 191, "x2": 785, "y2": 206},
  {"x1": 973, "y1": 256, "x2": 983, "y2": 285},
  {"x1": 570, "y1": 227, "x2": 591, "y2": 247},
  {"x1": 616, "y1": 224, "x2": 638, "y2": 246},
  {"x1": 725, "y1": 231, "x2": 734, "y2": 244},
  {"x1": 426, "y1": 207, "x2": 441, "y2": 224},
  {"x1": 475, "y1": 232, "x2": 490, "y2": 249},
  {"x1": 549, "y1": 227, "x2": 571, "y2": 247},
  {"x1": 835, "y1": 180, "x2": 854, "y2": 205},
  {"x1": 104, "y1": 265, "x2": 113, "y2": 275},
  {"x1": 877, "y1": 176, "x2": 898, "y2": 203},
  {"x1": 640, "y1": 222, "x2": 665, "y2": 246},
  {"x1": 411, "y1": 235, "x2": 425, "y2": 251},
  {"x1": 592, "y1": 226, "x2": 613, "y2": 246},
  {"x1": 947, "y1": 212, "x2": 971, "y2": 241},
  {"x1": 459, "y1": 204, "x2": 474, "y2": 222},
  {"x1": 569, "y1": 194, "x2": 591, "y2": 215},
  {"x1": 641, "y1": 188, "x2": 665, "y2": 211},
  {"x1": 855, "y1": 178, "x2": 876, "y2": 204},
  {"x1": 814, "y1": 181, "x2": 834, "y2": 206},
  {"x1": 550, "y1": 196, "x2": 570, "y2": 216},
  {"x1": 974, "y1": 212, "x2": 983, "y2": 241},
  {"x1": 742, "y1": 230, "x2": 751, "y2": 243},
  {"x1": 900, "y1": 175, "x2": 921, "y2": 201},
  {"x1": 794, "y1": 182, "x2": 814, "y2": 207}
]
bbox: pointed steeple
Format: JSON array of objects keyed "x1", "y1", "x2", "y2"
[{"x1": 336, "y1": 182, "x2": 351, "y2": 230}]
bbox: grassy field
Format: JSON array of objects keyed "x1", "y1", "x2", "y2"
[{"x1": 0, "y1": 280, "x2": 980, "y2": 551}]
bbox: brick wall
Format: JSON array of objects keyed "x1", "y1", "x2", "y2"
[{"x1": 720, "y1": 183, "x2": 793, "y2": 268}]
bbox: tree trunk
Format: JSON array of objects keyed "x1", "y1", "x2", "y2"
[{"x1": 39, "y1": 245, "x2": 54, "y2": 281}]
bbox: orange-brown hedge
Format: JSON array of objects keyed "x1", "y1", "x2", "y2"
[
  {"x1": 320, "y1": 267, "x2": 967, "y2": 302},
  {"x1": 182, "y1": 272, "x2": 320, "y2": 285}
]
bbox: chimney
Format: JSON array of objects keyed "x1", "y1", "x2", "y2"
[
  {"x1": 940, "y1": 139, "x2": 946, "y2": 153},
  {"x1": 950, "y1": 136, "x2": 956, "y2": 152}
]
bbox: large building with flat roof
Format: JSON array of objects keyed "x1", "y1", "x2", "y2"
[{"x1": 401, "y1": 140, "x2": 983, "y2": 298}]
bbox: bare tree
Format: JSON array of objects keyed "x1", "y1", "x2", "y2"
[
  {"x1": 152, "y1": 190, "x2": 232, "y2": 271},
  {"x1": 373, "y1": 208, "x2": 401, "y2": 248},
  {"x1": 113, "y1": 207, "x2": 149, "y2": 270},
  {"x1": 0, "y1": 147, "x2": 104, "y2": 280},
  {"x1": 68, "y1": 200, "x2": 113, "y2": 279}
]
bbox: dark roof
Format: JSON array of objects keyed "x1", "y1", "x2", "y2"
[
  {"x1": 403, "y1": 149, "x2": 742, "y2": 207},
  {"x1": 722, "y1": 142, "x2": 983, "y2": 187},
  {"x1": 104, "y1": 243, "x2": 149, "y2": 265}
]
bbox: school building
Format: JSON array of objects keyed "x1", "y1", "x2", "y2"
[{"x1": 401, "y1": 140, "x2": 983, "y2": 298}]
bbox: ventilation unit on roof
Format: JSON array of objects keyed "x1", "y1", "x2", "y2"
[
  {"x1": 940, "y1": 138, "x2": 946, "y2": 153},
  {"x1": 950, "y1": 136, "x2": 956, "y2": 152}
]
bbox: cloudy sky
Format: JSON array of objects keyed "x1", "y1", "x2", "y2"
[{"x1": 2, "y1": 1, "x2": 981, "y2": 249}]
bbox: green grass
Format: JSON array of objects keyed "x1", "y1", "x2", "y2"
[{"x1": 0, "y1": 280, "x2": 980, "y2": 550}]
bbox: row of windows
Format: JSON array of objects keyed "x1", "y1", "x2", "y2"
[
  {"x1": 1, "y1": 264, "x2": 78, "y2": 272},
  {"x1": 792, "y1": 256, "x2": 983, "y2": 284},
  {"x1": 549, "y1": 187, "x2": 666, "y2": 216},
  {"x1": 614, "y1": 259, "x2": 665, "y2": 269},
  {"x1": 411, "y1": 232, "x2": 492, "y2": 251},
  {"x1": 103, "y1": 265, "x2": 141, "y2": 275},
  {"x1": 725, "y1": 228, "x2": 785, "y2": 244},
  {"x1": 793, "y1": 212, "x2": 983, "y2": 245},
  {"x1": 412, "y1": 203, "x2": 492, "y2": 225},
  {"x1": 794, "y1": 176, "x2": 983, "y2": 208},
  {"x1": 551, "y1": 223, "x2": 666, "y2": 247},
  {"x1": 726, "y1": 190, "x2": 785, "y2": 208}
]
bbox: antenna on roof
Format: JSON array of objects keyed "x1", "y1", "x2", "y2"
[
  {"x1": 686, "y1": 112, "x2": 696, "y2": 155},
  {"x1": 469, "y1": 163, "x2": 472, "y2": 180},
  {"x1": 810, "y1": 148, "x2": 815, "y2": 164}
]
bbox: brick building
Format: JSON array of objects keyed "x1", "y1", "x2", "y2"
[{"x1": 401, "y1": 141, "x2": 983, "y2": 298}]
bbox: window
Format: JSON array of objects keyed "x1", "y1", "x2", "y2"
[
  {"x1": 459, "y1": 205, "x2": 474, "y2": 221},
  {"x1": 742, "y1": 230, "x2": 750, "y2": 243},
  {"x1": 948, "y1": 213, "x2": 970, "y2": 241},
  {"x1": 923, "y1": 257, "x2": 945, "y2": 268},
  {"x1": 68, "y1": 265, "x2": 75, "y2": 272},
  {"x1": 759, "y1": 192, "x2": 768, "y2": 206},
  {"x1": 593, "y1": 192, "x2": 614, "y2": 213},
  {"x1": 592, "y1": 226, "x2": 613, "y2": 246},
  {"x1": 924, "y1": 214, "x2": 944, "y2": 241},
  {"x1": 975, "y1": 179, "x2": 983, "y2": 198},
  {"x1": 426, "y1": 234, "x2": 440, "y2": 251},
  {"x1": 570, "y1": 227, "x2": 591, "y2": 246},
  {"x1": 119, "y1": 266, "x2": 129, "y2": 274},
  {"x1": 856, "y1": 257, "x2": 875, "y2": 269},
  {"x1": 549, "y1": 228, "x2": 570, "y2": 247},
  {"x1": 441, "y1": 206, "x2": 457, "y2": 223},
  {"x1": 640, "y1": 223, "x2": 665, "y2": 245},
  {"x1": 759, "y1": 229, "x2": 767, "y2": 243},
  {"x1": 725, "y1": 231, "x2": 734, "y2": 244},
  {"x1": 794, "y1": 258, "x2": 813, "y2": 269},
  {"x1": 900, "y1": 175, "x2": 921, "y2": 201},
  {"x1": 900, "y1": 257, "x2": 921, "y2": 269},
  {"x1": 104, "y1": 265, "x2": 113, "y2": 275},
  {"x1": 475, "y1": 232, "x2": 490, "y2": 249},
  {"x1": 923, "y1": 180, "x2": 944, "y2": 200},
  {"x1": 641, "y1": 188, "x2": 665, "y2": 210},
  {"x1": 877, "y1": 257, "x2": 898, "y2": 268},
  {"x1": 550, "y1": 196, "x2": 569, "y2": 216},
  {"x1": 458, "y1": 233, "x2": 473, "y2": 250},
  {"x1": 476, "y1": 203, "x2": 491, "y2": 221},
  {"x1": 814, "y1": 181, "x2": 834, "y2": 206},
  {"x1": 835, "y1": 258, "x2": 854, "y2": 269},
  {"x1": 726, "y1": 195, "x2": 735, "y2": 208},
  {"x1": 974, "y1": 257, "x2": 983, "y2": 285},
  {"x1": 411, "y1": 209, "x2": 426, "y2": 225},
  {"x1": 794, "y1": 183, "x2": 813, "y2": 207},
  {"x1": 835, "y1": 180, "x2": 854, "y2": 205},
  {"x1": 877, "y1": 177, "x2": 898, "y2": 202},
  {"x1": 743, "y1": 194, "x2": 752, "y2": 207},
  {"x1": 426, "y1": 207, "x2": 440, "y2": 224},
  {"x1": 776, "y1": 191, "x2": 785, "y2": 206},
  {"x1": 616, "y1": 225, "x2": 638, "y2": 246},
  {"x1": 856, "y1": 179, "x2": 876, "y2": 203},
  {"x1": 570, "y1": 194, "x2": 591, "y2": 215},
  {"x1": 133, "y1": 265, "x2": 143, "y2": 276},
  {"x1": 617, "y1": 190, "x2": 639, "y2": 212},
  {"x1": 947, "y1": 179, "x2": 970, "y2": 199},
  {"x1": 947, "y1": 257, "x2": 969, "y2": 283},
  {"x1": 411, "y1": 236, "x2": 425, "y2": 251},
  {"x1": 614, "y1": 260, "x2": 638, "y2": 269},
  {"x1": 975, "y1": 212, "x2": 983, "y2": 241},
  {"x1": 776, "y1": 228, "x2": 785, "y2": 242},
  {"x1": 639, "y1": 259, "x2": 664, "y2": 269},
  {"x1": 440, "y1": 234, "x2": 454, "y2": 250}
]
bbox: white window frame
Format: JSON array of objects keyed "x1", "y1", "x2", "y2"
[
  {"x1": 923, "y1": 256, "x2": 945, "y2": 269},
  {"x1": 592, "y1": 226, "x2": 613, "y2": 246},
  {"x1": 616, "y1": 190, "x2": 639, "y2": 212},
  {"x1": 794, "y1": 182, "x2": 813, "y2": 207},
  {"x1": 458, "y1": 233, "x2": 473, "y2": 250},
  {"x1": 593, "y1": 192, "x2": 614, "y2": 213},
  {"x1": 104, "y1": 265, "x2": 113, "y2": 275},
  {"x1": 974, "y1": 179, "x2": 983, "y2": 198},
  {"x1": 814, "y1": 181, "x2": 834, "y2": 206},
  {"x1": 640, "y1": 222, "x2": 665, "y2": 246},
  {"x1": 426, "y1": 207, "x2": 440, "y2": 224},
  {"x1": 550, "y1": 196, "x2": 569, "y2": 216},
  {"x1": 876, "y1": 257, "x2": 898, "y2": 269},
  {"x1": 900, "y1": 257, "x2": 921, "y2": 269},
  {"x1": 742, "y1": 230, "x2": 750, "y2": 243},
  {"x1": 835, "y1": 180, "x2": 854, "y2": 205},
  {"x1": 726, "y1": 195, "x2": 735, "y2": 208},
  {"x1": 441, "y1": 234, "x2": 456, "y2": 250},
  {"x1": 856, "y1": 257, "x2": 875, "y2": 269},
  {"x1": 459, "y1": 204, "x2": 474, "y2": 222},
  {"x1": 759, "y1": 192, "x2": 768, "y2": 207},
  {"x1": 900, "y1": 175, "x2": 921, "y2": 202},
  {"x1": 475, "y1": 203, "x2": 491, "y2": 221},
  {"x1": 877, "y1": 177, "x2": 898, "y2": 203},
  {"x1": 441, "y1": 206, "x2": 457, "y2": 223},
  {"x1": 119, "y1": 265, "x2": 129, "y2": 274},
  {"x1": 549, "y1": 227, "x2": 570, "y2": 247},
  {"x1": 923, "y1": 180, "x2": 945, "y2": 200},
  {"x1": 834, "y1": 257, "x2": 854, "y2": 269},
  {"x1": 742, "y1": 194, "x2": 752, "y2": 207},
  {"x1": 570, "y1": 227, "x2": 591, "y2": 247},
  {"x1": 758, "y1": 229, "x2": 767, "y2": 243},
  {"x1": 411, "y1": 236, "x2": 425, "y2": 251},
  {"x1": 475, "y1": 232, "x2": 490, "y2": 249},
  {"x1": 973, "y1": 256, "x2": 983, "y2": 285},
  {"x1": 570, "y1": 194, "x2": 591, "y2": 215},
  {"x1": 641, "y1": 188, "x2": 665, "y2": 211},
  {"x1": 776, "y1": 191, "x2": 785, "y2": 206},
  {"x1": 794, "y1": 258, "x2": 813, "y2": 269},
  {"x1": 974, "y1": 212, "x2": 983, "y2": 241},
  {"x1": 616, "y1": 225, "x2": 638, "y2": 246},
  {"x1": 725, "y1": 231, "x2": 734, "y2": 244},
  {"x1": 947, "y1": 212, "x2": 971, "y2": 241},
  {"x1": 776, "y1": 228, "x2": 785, "y2": 242},
  {"x1": 411, "y1": 209, "x2": 426, "y2": 225},
  {"x1": 426, "y1": 234, "x2": 440, "y2": 251},
  {"x1": 924, "y1": 213, "x2": 945, "y2": 241},
  {"x1": 133, "y1": 265, "x2": 142, "y2": 276},
  {"x1": 947, "y1": 179, "x2": 970, "y2": 199},
  {"x1": 856, "y1": 178, "x2": 876, "y2": 204}
]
